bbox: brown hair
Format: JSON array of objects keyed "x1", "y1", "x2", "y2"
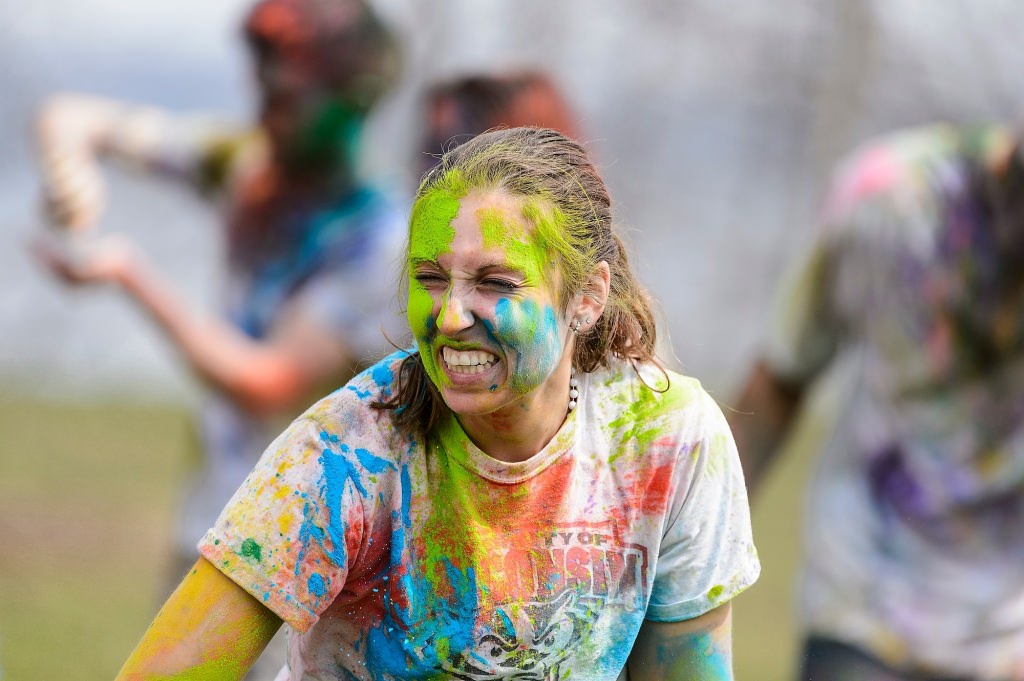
[
  {"x1": 420, "y1": 72, "x2": 579, "y2": 173},
  {"x1": 244, "y1": 0, "x2": 400, "y2": 113},
  {"x1": 374, "y1": 127, "x2": 658, "y2": 438}
]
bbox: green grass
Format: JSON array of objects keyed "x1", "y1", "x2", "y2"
[
  {"x1": 0, "y1": 397, "x2": 194, "y2": 681},
  {"x1": 0, "y1": 396, "x2": 815, "y2": 680},
  {"x1": 733, "y1": 369, "x2": 846, "y2": 681},
  {"x1": 733, "y1": 425, "x2": 817, "y2": 681}
]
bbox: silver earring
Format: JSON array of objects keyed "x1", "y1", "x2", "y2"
[
  {"x1": 568, "y1": 367, "x2": 580, "y2": 411},
  {"x1": 572, "y1": 319, "x2": 582, "y2": 334},
  {"x1": 585, "y1": 317, "x2": 591, "y2": 325}
]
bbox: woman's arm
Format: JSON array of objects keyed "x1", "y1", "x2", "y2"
[
  {"x1": 116, "y1": 557, "x2": 282, "y2": 681},
  {"x1": 728, "y1": 360, "x2": 806, "y2": 495},
  {"x1": 35, "y1": 93, "x2": 239, "y2": 229},
  {"x1": 626, "y1": 603, "x2": 733, "y2": 681},
  {"x1": 32, "y1": 95, "x2": 352, "y2": 415},
  {"x1": 32, "y1": 235, "x2": 355, "y2": 415}
]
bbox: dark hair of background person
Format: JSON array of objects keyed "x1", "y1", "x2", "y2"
[{"x1": 419, "y1": 72, "x2": 581, "y2": 175}]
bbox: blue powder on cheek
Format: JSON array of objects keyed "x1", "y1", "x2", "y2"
[
  {"x1": 493, "y1": 298, "x2": 563, "y2": 392},
  {"x1": 489, "y1": 384, "x2": 498, "y2": 392}
]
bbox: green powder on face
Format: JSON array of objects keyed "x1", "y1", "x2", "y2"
[
  {"x1": 408, "y1": 189, "x2": 461, "y2": 264},
  {"x1": 407, "y1": 187, "x2": 463, "y2": 388},
  {"x1": 477, "y1": 206, "x2": 551, "y2": 287},
  {"x1": 406, "y1": 283, "x2": 435, "y2": 341},
  {"x1": 521, "y1": 198, "x2": 593, "y2": 305},
  {"x1": 476, "y1": 199, "x2": 567, "y2": 396}
]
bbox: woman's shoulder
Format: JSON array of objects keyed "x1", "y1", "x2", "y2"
[
  {"x1": 588, "y1": 359, "x2": 725, "y2": 443},
  {"x1": 590, "y1": 359, "x2": 709, "y2": 410},
  {"x1": 299, "y1": 350, "x2": 412, "y2": 446},
  {"x1": 581, "y1": 360, "x2": 726, "y2": 470}
]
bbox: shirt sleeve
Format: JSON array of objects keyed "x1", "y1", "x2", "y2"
[
  {"x1": 645, "y1": 389, "x2": 761, "y2": 622},
  {"x1": 199, "y1": 415, "x2": 365, "y2": 632},
  {"x1": 100, "y1": 108, "x2": 249, "y2": 193}
]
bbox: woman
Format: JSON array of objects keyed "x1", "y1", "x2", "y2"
[{"x1": 117, "y1": 128, "x2": 759, "y2": 680}]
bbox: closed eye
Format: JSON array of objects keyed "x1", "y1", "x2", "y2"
[
  {"x1": 481, "y1": 277, "x2": 520, "y2": 292},
  {"x1": 413, "y1": 271, "x2": 448, "y2": 288}
]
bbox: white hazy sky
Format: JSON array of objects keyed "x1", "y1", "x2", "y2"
[
  {"x1": 3, "y1": 0, "x2": 1023, "y2": 402},
  {"x1": 2, "y1": 0, "x2": 253, "y2": 112}
]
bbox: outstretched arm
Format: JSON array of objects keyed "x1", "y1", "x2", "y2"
[
  {"x1": 116, "y1": 557, "x2": 282, "y2": 681},
  {"x1": 33, "y1": 235, "x2": 355, "y2": 416},
  {"x1": 33, "y1": 95, "x2": 349, "y2": 415},
  {"x1": 728, "y1": 360, "x2": 805, "y2": 495},
  {"x1": 627, "y1": 603, "x2": 733, "y2": 680},
  {"x1": 35, "y1": 93, "x2": 240, "y2": 229}
]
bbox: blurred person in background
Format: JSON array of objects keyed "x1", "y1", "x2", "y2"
[
  {"x1": 731, "y1": 122, "x2": 1024, "y2": 680},
  {"x1": 32, "y1": 0, "x2": 404, "y2": 675},
  {"x1": 418, "y1": 70, "x2": 581, "y2": 175}
]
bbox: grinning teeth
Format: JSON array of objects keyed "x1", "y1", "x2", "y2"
[
  {"x1": 442, "y1": 346, "x2": 498, "y2": 368},
  {"x1": 448, "y1": 363, "x2": 490, "y2": 375}
]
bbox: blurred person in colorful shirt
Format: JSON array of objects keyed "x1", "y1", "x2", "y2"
[
  {"x1": 114, "y1": 127, "x2": 760, "y2": 681},
  {"x1": 731, "y1": 123, "x2": 1024, "y2": 680},
  {"x1": 32, "y1": 6, "x2": 406, "y2": 678}
]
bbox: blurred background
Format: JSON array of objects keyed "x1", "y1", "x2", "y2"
[{"x1": 1, "y1": 0, "x2": 1023, "y2": 678}]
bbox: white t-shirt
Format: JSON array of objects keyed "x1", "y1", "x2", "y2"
[{"x1": 201, "y1": 353, "x2": 759, "y2": 680}]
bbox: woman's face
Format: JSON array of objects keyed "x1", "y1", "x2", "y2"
[{"x1": 407, "y1": 188, "x2": 572, "y2": 417}]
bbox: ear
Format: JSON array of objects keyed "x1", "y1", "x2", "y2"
[{"x1": 572, "y1": 261, "x2": 611, "y2": 332}]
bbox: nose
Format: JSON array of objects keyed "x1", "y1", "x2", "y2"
[{"x1": 437, "y1": 287, "x2": 475, "y2": 336}]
